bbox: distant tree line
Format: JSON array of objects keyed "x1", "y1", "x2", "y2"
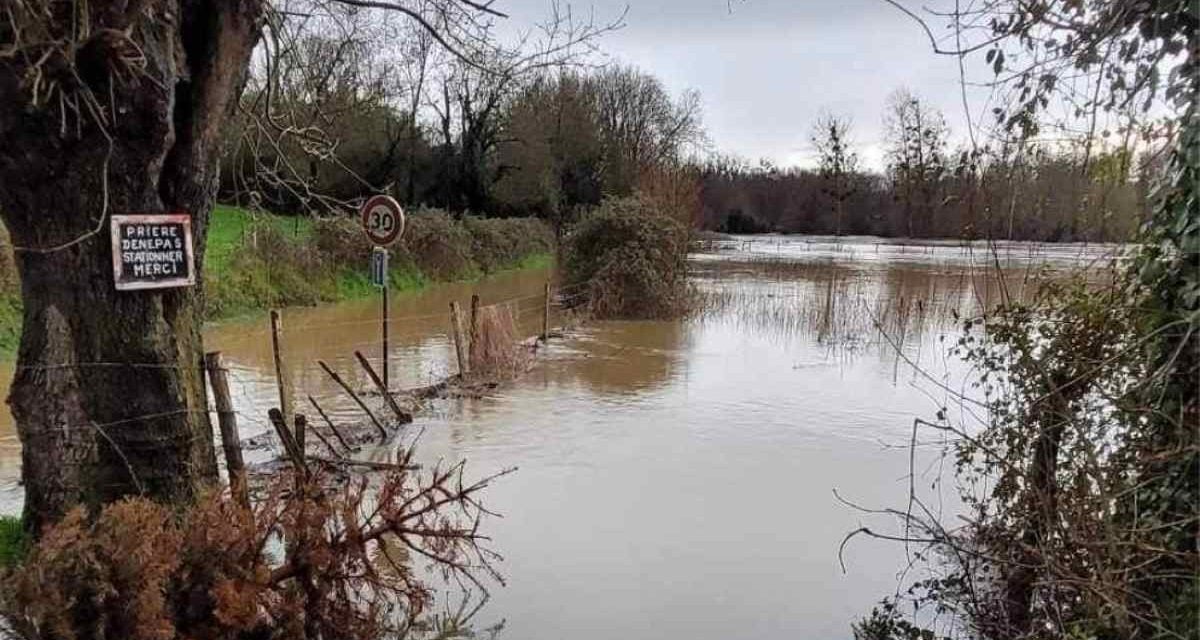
[
  {"x1": 699, "y1": 89, "x2": 1162, "y2": 242},
  {"x1": 219, "y1": 18, "x2": 1165, "y2": 244}
]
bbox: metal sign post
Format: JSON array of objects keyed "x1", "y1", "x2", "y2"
[
  {"x1": 360, "y1": 196, "x2": 405, "y2": 394},
  {"x1": 370, "y1": 247, "x2": 390, "y2": 390}
]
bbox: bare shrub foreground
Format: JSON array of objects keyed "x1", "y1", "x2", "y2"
[
  {"x1": 848, "y1": 117, "x2": 1199, "y2": 640},
  {"x1": 1, "y1": 451, "x2": 511, "y2": 640}
]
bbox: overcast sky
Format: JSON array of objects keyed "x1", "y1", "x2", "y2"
[{"x1": 501, "y1": 0, "x2": 988, "y2": 171}]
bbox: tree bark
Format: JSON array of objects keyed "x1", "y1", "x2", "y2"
[
  {"x1": 1002, "y1": 370, "x2": 1079, "y2": 636},
  {"x1": 0, "y1": 1, "x2": 264, "y2": 532}
]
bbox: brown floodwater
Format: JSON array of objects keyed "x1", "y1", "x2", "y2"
[{"x1": 0, "y1": 235, "x2": 1121, "y2": 638}]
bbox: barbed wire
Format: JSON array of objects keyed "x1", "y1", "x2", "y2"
[{"x1": 277, "y1": 280, "x2": 593, "y2": 335}]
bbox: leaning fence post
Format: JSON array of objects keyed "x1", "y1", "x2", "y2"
[
  {"x1": 268, "y1": 408, "x2": 307, "y2": 478},
  {"x1": 354, "y1": 350, "x2": 412, "y2": 424},
  {"x1": 205, "y1": 351, "x2": 248, "y2": 509},
  {"x1": 317, "y1": 360, "x2": 388, "y2": 439},
  {"x1": 308, "y1": 394, "x2": 353, "y2": 452},
  {"x1": 542, "y1": 282, "x2": 552, "y2": 341},
  {"x1": 269, "y1": 309, "x2": 294, "y2": 431},
  {"x1": 450, "y1": 301, "x2": 470, "y2": 377}
]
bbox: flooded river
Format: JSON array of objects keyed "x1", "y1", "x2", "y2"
[{"x1": 0, "y1": 235, "x2": 1119, "y2": 638}]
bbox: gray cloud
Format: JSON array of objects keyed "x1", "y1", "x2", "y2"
[{"x1": 502, "y1": 0, "x2": 988, "y2": 170}]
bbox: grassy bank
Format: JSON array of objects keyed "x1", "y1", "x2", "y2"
[
  {"x1": 0, "y1": 207, "x2": 556, "y2": 354},
  {"x1": 205, "y1": 206, "x2": 555, "y2": 319}
]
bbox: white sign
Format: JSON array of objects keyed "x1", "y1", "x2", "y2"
[{"x1": 111, "y1": 214, "x2": 196, "y2": 291}]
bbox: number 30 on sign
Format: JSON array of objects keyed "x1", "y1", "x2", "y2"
[{"x1": 360, "y1": 195, "x2": 405, "y2": 247}]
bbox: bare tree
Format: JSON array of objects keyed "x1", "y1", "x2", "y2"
[
  {"x1": 811, "y1": 112, "x2": 860, "y2": 236},
  {"x1": 884, "y1": 88, "x2": 948, "y2": 238},
  {"x1": 589, "y1": 65, "x2": 704, "y2": 196}
]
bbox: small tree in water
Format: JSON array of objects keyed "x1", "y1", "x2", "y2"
[{"x1": 565, "y1": 196, "x2": 694, "y2": 320}]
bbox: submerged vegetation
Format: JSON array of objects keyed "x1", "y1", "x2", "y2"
[
  {"x1": 852, "y1": 215, "x2": 1198, "y2": 638},
  {"x1": 469, "y1": 303, "x2": 531, "y2": 379}
]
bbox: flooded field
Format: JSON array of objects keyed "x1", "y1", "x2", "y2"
[{"x1": 0, "y1": 235, "x2": 1120, "y2": 638}]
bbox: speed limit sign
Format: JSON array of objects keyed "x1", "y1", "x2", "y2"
[{"x1": 360, "y1": 195, "x2": 405, "y2": 246}]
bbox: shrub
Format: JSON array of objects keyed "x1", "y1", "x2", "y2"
[
  {"x1": 564, "y1": 196, "x2": 693, "y2": 319},
  {"x1": 402, "y1": 209, "x2": 478, "y2": 281},
  {"x1": 312, "y1": 216, "x2": 368, "y2": 269},
  {"x1": 464, "y1": 217, "x2": 554, "y2": 274},
  {"x1": 206, "y1": 219, "x2": 332, "y2": 317},
  {"x1": 0, "y1": 516, "x2": 26, "y2": 569}
]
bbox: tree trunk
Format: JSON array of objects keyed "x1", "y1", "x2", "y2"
[
  {"x1": 1002, "y1": 371, "x2": 1078, "y2": 636},
  {"x1": 0, "y1": 1, "x2": 264, "y2": 533}
]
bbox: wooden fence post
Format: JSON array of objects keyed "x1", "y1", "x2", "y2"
[
  {"x1": 269, "y1": 309, "x2": 294, "y2": 431},
  {"x1": 308, "y1": 395, "x2": 353, "y2": 452},
  {"x1": 450, "y1": 301, "x2": 470, "y2": 377},
  {"x1": 205, "y1": 351, "x2": 248, "y2": 509},
  {"x1": 542, "y1": 282, "x2": 551, "y2": 341},
  {"x1": 469, "y1": 294, "x2": 480, "y2": 365},
  {"x1": 268, "y1": 408, "x2": 307, "y2": 477}
]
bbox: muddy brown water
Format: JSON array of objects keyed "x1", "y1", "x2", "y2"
[{"x1": 0, "y1": 235, "x2": 1120, "y2": 638}]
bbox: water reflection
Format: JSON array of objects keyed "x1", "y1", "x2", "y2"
[{"x1": 549, "y1": 320, "x2": 689, "y2": 396}]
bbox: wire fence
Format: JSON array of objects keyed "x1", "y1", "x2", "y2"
[
  {"x1": 2, "y1": 277, "x2": 594, "y2": 439},
  {"x1": 274, "y1": 277, "x2": 594, "y2": 336}
]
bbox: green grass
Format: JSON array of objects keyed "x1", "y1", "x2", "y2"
[
  {"x1": 500, "y1": 252, "x2": 554, "y2": 273},
  {"x1": 0, "y1": 294, "x2": 21, "y2": 355},
  {"x1": 206, "y1": 205, "x2": 313, "y2": 275},
  {"x1": 0, "y1": 515, "x2": 27, "y2": 568},
  {"x1": 335, "y1": 266, "x2": 430, "y2": 300}
]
